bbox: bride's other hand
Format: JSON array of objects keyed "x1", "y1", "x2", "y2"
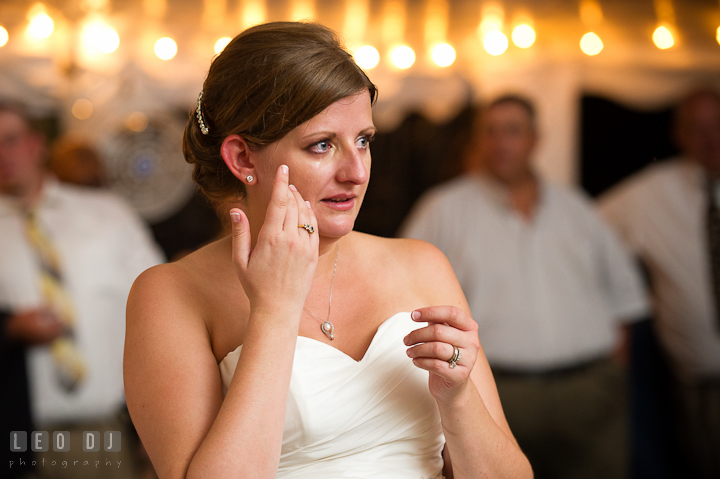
[
  {"x1": 230, "y1": 164, "x2": 319, "y2": 317},
  {"x1": 404, "y1": 305, "x2": 481, "y2": 406}
]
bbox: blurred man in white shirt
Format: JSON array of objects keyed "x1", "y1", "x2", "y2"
[
  {"x1": 0, "y1": 102, "x2": 164, "y2": 479},
  {"x1": 401, "y1": 95, "x2": 648, "y2": 479},
  {"x1": 600, "y1": 88, "x2": 720, "y2": 479}
]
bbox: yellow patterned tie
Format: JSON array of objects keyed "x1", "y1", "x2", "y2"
[{"x1": 24, "y1": 208, "x2": 87, "y2": 392}]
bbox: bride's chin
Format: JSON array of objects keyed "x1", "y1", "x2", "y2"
[{"x1": 317, "y1": 218, "x2": 357, "y2": 239}]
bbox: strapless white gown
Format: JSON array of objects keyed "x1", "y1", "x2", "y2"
[{"x1": 219, "y1": 312, "x2": 446, "y2": 478}]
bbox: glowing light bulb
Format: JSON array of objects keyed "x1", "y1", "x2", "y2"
[
  {"x1": 354, "y1": 45, "x2": 380, "y2": 69},
  {"x1": 82, "y1": 20, "x2": 120, "y2": 54},
  {"x1": 28, "y1": 12, "x2": 54, "y2": 39},
  {"x1": 580, "y1": 31, "x2": 603, "y2": 55},
  {"x1": 390, "y1": 45, "x2": 415, "y2": 69},
  {"x1": 431, "y1": 43, "x2": 456, "y2": 67},
  {"x1": 154, "y1": 37, "x2": 177, "y2": 60},
  {"x1": 653, "y1": 25, "x2": 674, "y2": 49},
  {"x1": 214, "y1": 36, "x2": 231, "y2": 54},
  {"x1": 484, "y1": 31, "x2": 508, "y2": 56},
  {"x1": 0, "y1": 26, "x2": 8, "y2": 47},
  {"x1": 512, "y1": 24, "x2": 536, "y2": 48},
  {"x1": 717, "y1": 26, "x2": 720, "y2": 46},
  {"x1": 71, "y1": 99, "x2": 93, "y2": 120}
]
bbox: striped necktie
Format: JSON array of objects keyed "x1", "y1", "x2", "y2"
[
  {"x1": 707, "y1": 176, "x2": 720, "y2": 333},
  {"x1": 24, "y1": 207, "x2": 87, "y2": 392}
]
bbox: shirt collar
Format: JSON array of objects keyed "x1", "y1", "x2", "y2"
[
  {"x1": 0, "y1": 174, "x2": 65, "y2": 217},
  {"x1": 471, "y1": 171, "x2": 547, "y2": 213}
]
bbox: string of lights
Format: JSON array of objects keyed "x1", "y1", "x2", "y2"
[{"x1": 1, "y1": 1, "x2": 718, "y2": 67}]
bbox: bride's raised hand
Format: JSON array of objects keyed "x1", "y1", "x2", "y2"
[
  {"x1": 229, "y1": 164, "x2": 319, "y2": 317},
  {"x1": 403, "y1": 306, "x2": 481, "y2": 406}
]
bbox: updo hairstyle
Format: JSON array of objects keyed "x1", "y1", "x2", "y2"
[{"x1": 183, "y1": 21, "x2": 378, "y2": 202}]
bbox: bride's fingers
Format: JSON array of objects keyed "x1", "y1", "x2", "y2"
[
  {"x1": 284, "y1": 184, "x2": 300, "y2": 232},
  {"x1": 289, "y1": 186, "x2": 310, "y2": 236},
  {"x1": 229, "y1": 208, "x2": 251, "y2": 271},
  {"x1": 406, "y1": 341, "x2": 460, "y2": 364},
  {"x1": 264, "y1": 165, "x2": 290, "y2": 233},
  {"x1": 306, "y1": 200, "x2": 318, "y2": 239},
  {"x1": 410, "y1": 357, "x2": 467, "y2": 379}
]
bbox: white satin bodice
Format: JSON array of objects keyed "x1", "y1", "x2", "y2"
[{"x1": 219, "y1": 312, "x2": 445, "y2": 478}]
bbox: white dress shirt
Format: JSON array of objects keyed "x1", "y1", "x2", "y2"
[
  {"x1": 401, "y1": 173, "x2": 649, "y2": 371},
  {"x1": 599, "y1": 159, "x2": 720, "y2": 383},
  {"x1": 0, "y1": 176, "x2": 164, "y2": 425}
]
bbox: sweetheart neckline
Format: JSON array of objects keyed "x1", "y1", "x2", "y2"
[{"x1": 218, "y1": 311, "x2": 410, "y2": 367}]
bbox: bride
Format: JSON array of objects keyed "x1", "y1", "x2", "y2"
[{"x1": 123, "y1": 21, "x2": 531, "y2": 479}]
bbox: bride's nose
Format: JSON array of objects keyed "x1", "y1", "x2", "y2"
[{"x1": 335, "y1": 144, "x2": 369, "y2": 185}]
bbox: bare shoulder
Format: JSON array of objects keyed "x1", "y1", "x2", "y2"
[
  {"x1": 349, "y1": 231, "x2": 447, "y2": 265},
  {"x1": 347, "y1": 232, "x2": 464, "y2": 309},
  {"x1": 128, "y1": 236, "x2": 232, "y2": 330}
]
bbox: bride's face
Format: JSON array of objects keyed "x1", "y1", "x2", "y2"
[{"x1": 248, "y1": 90, "x2": 375, "y2": 239}]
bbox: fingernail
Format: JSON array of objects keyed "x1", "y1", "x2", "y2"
[
  {"x1": 230, "y1": 211, "x2": 241, "y2": 223},
  {"x1": 403, "y1": 335, "x2": 410, "y2": 345},
  {"x1": 305, "y1": 201, "x2": 311, "y2": 208},
  {"x1": 406, "y1": 348, "x2": 412, "y2": 357},
  {"x1": 289, "y1": 184, "x2": 297, "y2": 192},
  {"x1": 281, "y1": 165, "x2": 288, "y2": 174},
  {"x1": 411, "y1": 311, "x2": 421, "y2": 320}
]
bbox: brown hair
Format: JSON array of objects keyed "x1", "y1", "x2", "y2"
[{"x1": 183, "y1": 21, "x2": 378, "y2": 202}]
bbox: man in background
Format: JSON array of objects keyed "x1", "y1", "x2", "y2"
[
  {"x1": 0, "y1": 102, "x2": 163, "y2": 478},
  {"x1": 599, "y1": 88, "x2": 720, "y2": 479},
  {"x1": 401, "y1": 95, "x2": 648, "y2": 479}
]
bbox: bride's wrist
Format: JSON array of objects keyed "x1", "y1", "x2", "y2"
[{"x1": 248, "y1": 303, "x2": 303, "y2": 327}]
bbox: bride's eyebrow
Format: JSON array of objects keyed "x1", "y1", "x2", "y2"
[{"x1": 301, "y1": 131, "x2": 337, "y2": 140}]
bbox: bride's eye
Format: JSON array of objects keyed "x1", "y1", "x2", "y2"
[
  {"x1": 309, "y1": 140, "x2": 331, "y2": 154},
  {"x1": 356, "y1": 135, "x2": 375, "y2": 149}
]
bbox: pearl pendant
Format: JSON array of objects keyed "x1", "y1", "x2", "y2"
[{"x1": 321, "y1": 321, "x2": 335, "y2": 340}]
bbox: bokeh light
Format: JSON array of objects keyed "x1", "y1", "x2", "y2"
[
  {"x1": 484, "y1": 31, "x2": 509, "y2": 56},
  {"x1": 81, "y1": 20, "x2": 120, "y2": 54},
  {"x1": 580, "y1": 31, "x2": 603, "y2": 55},
  {"x1": 431, "y1": 43, "x2": 456, "y2": 67},
  {"x1": 27, "y1": 12, "x2": 54, "y2": 39},
  {"x1": 71, "y1": 99, "x2": 93, "y2": 120},
  {"x1": 126, "y1": 111, "x2": 149, "y2": 132},
  {"x1": 390, "y1": 45, "x2": 415, "y2": 69},
  {"x1": 214, "y1": 36, "x2": 231, "y2": 54},
  {"x1": 154, "y1": 37, "x2": 177, "y2": 60},
  {"x1": 354, "y1": 45, "x2": 380, "y2": 69},
  {"x1": 652, "y1": 25, "x2": 674, "y2": 49},
  {"x1": 478, "y1": 3, "x2": 504, "y2": 37},
  {"x1": 717, "y1": 26, "x2": 720, "y2": 46},
  {"x1": 0, "y1": 26, "x2": 8, "y2": 47},
  {"x1": 512, "y1": 24, "x2": 536, "y2": 49}
]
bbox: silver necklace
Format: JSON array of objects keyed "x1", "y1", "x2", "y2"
[{"x1": 303, "y1": 243, "x2": 339, "y2": 340}]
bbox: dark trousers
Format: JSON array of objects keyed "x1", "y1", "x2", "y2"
[
  {"x1": 671, "y1": 377, "x2": 720, "y2": 479},
  {"x1": 494, "y1": 358, "x2": 629, "y2": 479}
]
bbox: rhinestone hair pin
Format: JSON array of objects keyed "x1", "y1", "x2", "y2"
[{"x1": 196, "y1": 90, "x2": 209, "y2": 135}]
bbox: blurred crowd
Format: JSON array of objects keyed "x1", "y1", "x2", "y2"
[{"x1": 1, "y1": 87, "x2": 719, "y2": 479}]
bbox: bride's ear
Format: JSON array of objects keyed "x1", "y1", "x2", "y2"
[{"x1": 221, "y1": 135, "x2": 257, "y2": 185}]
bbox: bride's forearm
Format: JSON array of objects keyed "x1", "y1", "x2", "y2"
[
  {"x1": 439, "y1": 383, "x2": 533, "y2": 479},
  {"x1": 186, "y1": 308, "x2": 301, "y2": 479}
]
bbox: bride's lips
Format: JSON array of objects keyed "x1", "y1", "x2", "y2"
[{"x1": 320, "y1": 194, "x2": 356, "y2": 211}]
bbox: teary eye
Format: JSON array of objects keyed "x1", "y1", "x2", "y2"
[
  {"x1": 309, "y1": 140, "x2": 331, "y2": 154},
  {"x1": 356, "y1": 135, "x2": 375, "y2": 149}
]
